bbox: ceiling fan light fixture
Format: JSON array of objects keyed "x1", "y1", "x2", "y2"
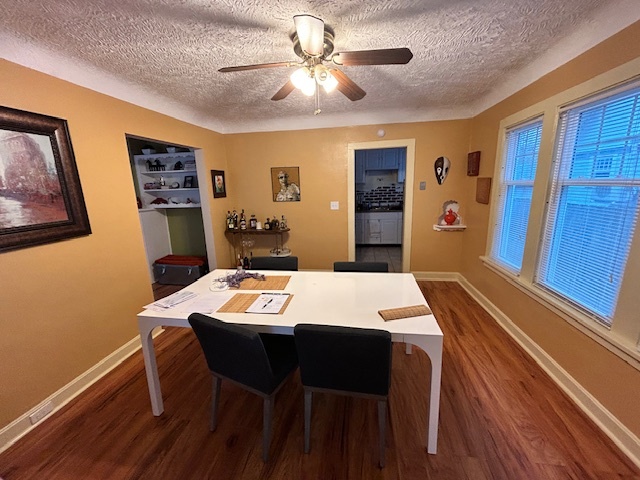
[
  {"x1": 290, "y1": 67, "x2": 316, "y2": 96},
  {"x1": 294, "y1": 14, "x2": 325, "y2": 56},
  {"x1": 322, "y1": 71, "x2": 338, "y2": 93}
]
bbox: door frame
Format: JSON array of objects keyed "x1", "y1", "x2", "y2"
[{"x1": 347, "y1": 139, "x2": 416, "y2": 272}]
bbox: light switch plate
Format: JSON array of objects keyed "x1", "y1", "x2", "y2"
[
  {"x1": 330, "y1": 201, "x2": 339, "y2": 210},
  {"x1": 419, "y1": 181, "x2": 426, "y2": 190}
]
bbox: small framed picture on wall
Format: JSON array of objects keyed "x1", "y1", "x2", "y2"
[{"x1": 211, "y1": 170, "x2": 226, "y2": 198}]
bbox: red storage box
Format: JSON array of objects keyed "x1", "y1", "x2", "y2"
[{"x1": 153, "y1": 255, "x2": 208, "y2": 285}]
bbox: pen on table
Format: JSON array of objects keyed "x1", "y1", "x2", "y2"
[{"x1": 262, "y1": 298, "x2": 273, "y2": 309}]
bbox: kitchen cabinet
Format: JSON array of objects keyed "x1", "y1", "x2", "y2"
[
  {"x1": 381, "y1": 148, "x2": 400, "y2": 169},
  {"x1": 134, "y1": 152, "x2": 200, "y2": 209},
  {"x1": 356, "y1": 211, "x2": 403, "y2": 245},
  {"x1": 398, "y1": 157, "x2": 406, "y2": 183},
  {"x1": 355, "y1": 150, "x2": 366, "y2": 183}
]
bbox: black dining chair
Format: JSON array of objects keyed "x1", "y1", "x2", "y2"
[
  {"x1": 188, "y1": 313, "x2": 298, "y2": 462},
  {"x1": 250, "y1": 256, "x2": 299, "y2": 271},
  {"x1": 293, "y1": 324, "x2": 393, "y2": 467},
  {"x1": 333, "y1": 261, "x2": 389, "y2": 272}
]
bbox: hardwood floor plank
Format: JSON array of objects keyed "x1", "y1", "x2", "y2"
[{"x1": 1, "y1": 281, "x2": 638, "y2": 479}]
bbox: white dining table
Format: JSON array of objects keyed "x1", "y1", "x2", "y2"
[{"x1": 137, "y1": 269, "x2": 444, "y2": 454}]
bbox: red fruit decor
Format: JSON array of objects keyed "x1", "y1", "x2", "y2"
[{"x1": 444, "y1": 208, "x2": 457, "y2": 225}]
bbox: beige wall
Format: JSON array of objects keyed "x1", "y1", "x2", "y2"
[
  {"x1": 460, "y1": 21, "x2": 640, "y2": 437},
  {"x1": 0, "y1": 59, "x2": 230, "y2": 427},
  {"x1": 223, "y1": 120, "x2": 471, "y2": 270}
]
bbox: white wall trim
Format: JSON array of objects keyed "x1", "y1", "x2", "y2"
[
  {"x1": 0, "y1": 328, "x2": 164, "y2": 455},
  {"x1": 456, "y1": 274, "x2": 640, "y2": 469}
]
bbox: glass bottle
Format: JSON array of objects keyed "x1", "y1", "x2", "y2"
[
  {"x1": 265, "y1": 218, "x2": 271, "y2": 230},
  {"x1": 280, "y1": 215, "x2": 287, "y2": 229},
  {"x1": 249, "y1": 214, "x2": 257, "y2": 229},
  {"x1": 232, "y1": 210, "x2": 238, "y2": 229},
  {"x1": 240, "y1": 209, "x2": 247, "y2": 230}
]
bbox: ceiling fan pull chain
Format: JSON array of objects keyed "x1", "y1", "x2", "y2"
[{"x1": 314, "y1": 86, "x2": 321, "y2": 115}]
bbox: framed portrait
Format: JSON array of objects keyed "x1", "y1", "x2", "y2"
[
  {"x1": 271, "y1": 166, "x2": 300, "y2": 202},
  {"x1": 0, "y1": 106, "x2": 91, "y2": 253},
  {"x1": 183, "y1": 175, "x2": 194, "y2": 189},
  {"x1": 211, "y1": 170, "x2": 226, "y2": 198}
]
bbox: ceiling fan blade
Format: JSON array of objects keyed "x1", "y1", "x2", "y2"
[
  {"x1": 218, "y1": 61, "x2": 295, "y2": 73},
  {"x1": 271, "y1": 80, "x2": 296, "y2": 101},
  {"x1": 294, "y1": 14, "x2": 325, "y2": 56},
  {"x1": 330, "y1": 69, "x2": 366, "y2": 101},
  {"x1": 331, "y1": 48, "x2": 413, "y2": 66}
]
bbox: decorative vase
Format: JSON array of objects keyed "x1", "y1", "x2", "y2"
[{"x1": 444, "y1": 208, "x2": 457, "y2": 225}]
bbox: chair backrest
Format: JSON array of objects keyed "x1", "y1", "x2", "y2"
[
  {"x1": 333, "y1": 261, "x2": 389, "y2": 273},
  {"x1": 251, "y1": 256, "x2": 298, "y2": 271},
  {"x1": 294, "y1": 324, "x2": 392, "y2": 396},
  {"x1": 188, "y1": 313, "x2": 275, "y2": 393}
]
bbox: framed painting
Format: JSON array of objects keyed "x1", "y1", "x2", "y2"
[
  {"x1": 0, "y1": 106, "x2": 91, "y2": 253},
  {"x1": 271, "y1": 166, "x2": 300, "y2": 202},
  {"x1": 211, "y1": 170, "x2": 226, "y2": 198}
]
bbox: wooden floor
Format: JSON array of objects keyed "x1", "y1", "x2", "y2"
[{"x1": 2, "y1": 282, "x2": 638, "y2": 479}]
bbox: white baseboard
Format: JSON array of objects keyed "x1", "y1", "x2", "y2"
[
  {"x1": 456, "y1": 274, "x2": 640, "y2": 469},
  {"x1": 0, "y1": 328, "x2": 164, "y2": 454},
  {"x1": 412, "y1": 271, "x2": 461, "y2": 282}
]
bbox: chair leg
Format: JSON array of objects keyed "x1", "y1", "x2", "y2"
[
  {"x1": 304, "y1": 389, "x2": 312, "y2": 454},
  {"x1": 378, "y1": 399, "x2": 387, "y2": 468},
  {"x1": 210, "y1": 375, "x2": 221, "y2": 432},
  {"x1": 263, "y1": 396, "x2": 274, "y2": 462}
]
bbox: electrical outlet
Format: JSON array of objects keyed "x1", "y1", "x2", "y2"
[{"x1": 29, "y1": 401, "x2": 54, "y2": 425}]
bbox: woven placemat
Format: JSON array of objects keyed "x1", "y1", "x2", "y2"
[
  {"x1": 217, "y1": 293, "x2": 294, "y2": 315},
  {"x1": 236, "y1": 275, "x2": 291, "y2": 290},
  {"x1": 378, "y1": 305, "x2": 432, "y2": 321}
]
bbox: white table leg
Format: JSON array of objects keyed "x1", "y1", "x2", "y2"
[
  {"x1": 404, "y1": 335, "x2": 443, "y2": 454},
  {"x1": 138, "y1": 320, "x2": 164, "y2": 416}
]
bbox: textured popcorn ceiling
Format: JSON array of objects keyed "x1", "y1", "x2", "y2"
[{"x1": 1, "y1": 0, "x2": 639, "y2": 133}]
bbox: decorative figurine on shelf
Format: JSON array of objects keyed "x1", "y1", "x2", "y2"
[
  {"x1": 150, "y1": 197, "x2": 169, "y2": 205},
  {"x1": 444, "y1": 209, "x2": 457, "y2": 225},
  {"x1": 145, "y1": 160, "x2": 152, "y2": 171},
  {"x1": 174, "y1": 161, "x2": 183, "y2": 170},
  {"x1": 437, "y1": 200, "x2": 461, "y2": 226}
]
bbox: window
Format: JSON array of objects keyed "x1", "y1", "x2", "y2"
[
  {"x1": 490, "y1": 119, "x2": 543, "y2": 272},
  {"x1": 536, "y1": 83, "x2": 640, "y2": 325}
]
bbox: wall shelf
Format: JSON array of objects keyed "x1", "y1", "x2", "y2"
[{"x1": 433, "y1": 224, "x2": 467, "y2": 231}]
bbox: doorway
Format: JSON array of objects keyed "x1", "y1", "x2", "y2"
[
  {"x1": 126, "y1": 135, "x2": 215, "y2": 284},
  {"x1": 348, "y1": 139, "x2": 416, "y2": 273}
]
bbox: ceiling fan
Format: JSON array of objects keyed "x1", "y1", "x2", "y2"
[{"x1": 218, "y1": 14, "x2": 413, "y2": 104}]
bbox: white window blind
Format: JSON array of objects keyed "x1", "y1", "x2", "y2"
[
  {"x1": 491, "y1": 119, "x2": 543, "y2": 272},
  {"x1": 537, "y1": 82, "x2": 640, "y2": 325}
]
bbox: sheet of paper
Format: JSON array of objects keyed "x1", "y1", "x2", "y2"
[
  {"x1": 177, "y1": 292, "x2": 235, "y2": 314},
  {"x1": 245, "y1": 293, "x2": 290, "y2": 314},
  {"x1": 144, "y1": 290, "x2": 198, "y2": 311}
]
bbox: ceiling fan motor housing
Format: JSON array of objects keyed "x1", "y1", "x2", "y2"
[{"x1": 291, "y1": 26, "x2": 335, "y2": 61}]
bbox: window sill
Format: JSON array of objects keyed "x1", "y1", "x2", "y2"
[{"x1": 480, "y1": 256, "x2": 640, "y2": 371}]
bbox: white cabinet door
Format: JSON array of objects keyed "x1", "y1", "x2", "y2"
[
  {"x1": 365, "y1": 218, "x2": 382, "y2": 244},
  {"x1": 380, "y1": 217, "x2": 398, "y2": 244}
]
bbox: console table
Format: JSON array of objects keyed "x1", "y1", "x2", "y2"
[{"x1": 226, "y1": 228, "x2": 290, "y2": 263}]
